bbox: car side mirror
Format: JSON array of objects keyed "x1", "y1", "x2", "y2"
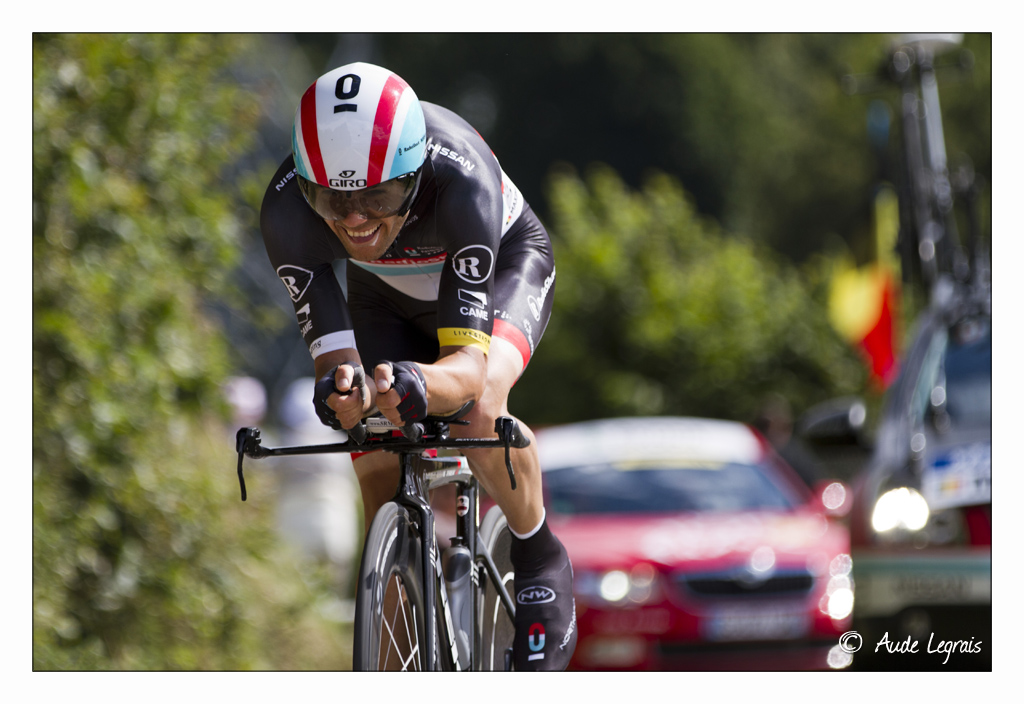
[{"x1": 797, "y1": 397, "x2": 869, "y2": 448}]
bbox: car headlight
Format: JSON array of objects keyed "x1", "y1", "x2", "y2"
[
  {"x1": 577, "y1": 564, "x2": 658, "y2": 606},
  {"x1": 819, "y1": 553, "x2": 855, "y2": 621},
  {"x1": 599, "y1": 571, "x2": 631, "y2": 602},
  {"x1": 871, "y1": 487, "x2": 930, "y2": 533},
  {"x1": 824, "y1": 576, "x2": 855, "y2": 620}
]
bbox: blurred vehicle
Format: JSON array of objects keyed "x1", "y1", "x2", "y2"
[
  {"x1": 537, "y1": 417, "x2": 855, "y2": 671},
  {"x1": 807, "y1": 282, "x2": 991, "y2": 670},
  {"x1": 795, "y1": 33, "x2": 992, "y2": 670}
]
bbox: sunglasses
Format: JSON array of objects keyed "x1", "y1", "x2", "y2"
[{"x1": 297, "y1": 168, "x2": 422, "y2": 221}]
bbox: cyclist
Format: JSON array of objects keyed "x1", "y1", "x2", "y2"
[{"x1": 260, "y1": 62, "x2": 576, "y2": 671}]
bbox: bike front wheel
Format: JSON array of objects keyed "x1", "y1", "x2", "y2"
[
  {"x1": 478, "y1": 505, "x2": 516, "y2": 670},
  {"x1": 353, "y1": 502, "x2": 428, "y2": 671}
]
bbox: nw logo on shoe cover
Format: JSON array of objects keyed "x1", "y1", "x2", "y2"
[{"x1": 517, "y1": 586, "x2": 556, "y2": 605}]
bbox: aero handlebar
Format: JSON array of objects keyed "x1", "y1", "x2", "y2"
[{"x1": 234, "y1": 403, "x2": 529, "y2": 501}]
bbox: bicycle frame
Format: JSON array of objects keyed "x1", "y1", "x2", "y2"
[
  {"x1": 402, "y1": 453, "x2": 517, "y2": 670},
  {"x1": 235, "y1": 412, "x2": 524, "y2": 670}
]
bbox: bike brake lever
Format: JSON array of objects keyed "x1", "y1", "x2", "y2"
[
  {"x1": 494, "y1": 417, "x2": 529, "y2": 490},
  {"x1": 495, "y1": 416, "x2": 530, "y2": 448},
  {"x1": 236, "y1": 452, "x2": 247, "y2": 502},
  {"x1": 234, "y1": 427, "x2": 265, "y2": 501}
]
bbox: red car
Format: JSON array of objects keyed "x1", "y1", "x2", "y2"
[{"x1": 537, "y1": 416, "x2": 854, "y2": 671}]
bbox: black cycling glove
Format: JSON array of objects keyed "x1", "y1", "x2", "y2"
[
  {"x1": 313, "y1": 364, "x2": 366, "y2": 430},
  {"x1": 381, "y1": 360, "x2": 428, "y2": 425}
]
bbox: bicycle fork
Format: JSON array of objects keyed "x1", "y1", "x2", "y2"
[
  {"x1": 395, "y1": 453, "x2": 481, "y2": 671},
  {"x1": 390, "y1": 453, "x2": 442, "y2": 671}
]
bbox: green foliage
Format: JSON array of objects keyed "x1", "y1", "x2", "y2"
[
  {"x1": 33, "y1": 34, "x2": 349, "y2": 670},
  {"x1": 512, "y1": 165, "x2": 867, "y2": 424}
]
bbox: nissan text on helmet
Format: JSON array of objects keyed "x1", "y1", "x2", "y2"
[{"x1": 292, "y1": 62, "x2": 428, "y2": 222}]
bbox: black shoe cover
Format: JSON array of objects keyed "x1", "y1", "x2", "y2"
[{"x1": 512, "y1": 543, "x2": 577, "y2": 671}]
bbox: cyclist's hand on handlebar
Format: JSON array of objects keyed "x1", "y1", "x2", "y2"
[
  {"x1": 314, "y1": 363, "x2": 370, "y2": 430},
  {"x1": 334, "y1": 363, "x2": 373, "y2": 429},
  {"x1": 374, "y1": 360, "x2": 427, "y2": 428}
]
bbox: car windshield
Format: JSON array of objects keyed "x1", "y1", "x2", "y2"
[
  {"x1": 544, "y1": 461, "x2": 800, "y2": 516},
  {"x1": 943, "y1": 317, "x2": 991, "y2": 429}
]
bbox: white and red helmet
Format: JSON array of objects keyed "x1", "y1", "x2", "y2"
[{"x1": 292, "y1": 62, "x2": 427, "y2": 219}]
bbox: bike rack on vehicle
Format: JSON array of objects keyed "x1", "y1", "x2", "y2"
[{"x1": 842, "y1": 34, "x2": 988, "y2": 304}]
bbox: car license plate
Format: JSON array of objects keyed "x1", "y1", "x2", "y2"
[
  {"x1": 921, "y1": 443, "x2": 990, "y2": 511},
  {"x1": 853, "y1": 551, "x2": 991, "y2": 617},
  {"x1": 703, "y1": 606, "x2": 810, "y2": 642}
]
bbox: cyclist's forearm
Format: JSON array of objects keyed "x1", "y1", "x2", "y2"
[
  {"x1": 422, "y1": 345, "x2": 487, "y2": 414},
  {"x1": 314, "y1": 348, "x2": 360, "y2": 379}
]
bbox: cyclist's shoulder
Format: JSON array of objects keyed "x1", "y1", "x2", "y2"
[
  {"x1": 418, "y1": 102, "x2": 520, "y2": 245},
  {"x1": 259, "y1": 154, "x2": 340, "y2": 262},
  {"x1": 260, "y1": 154, "x2": 302, "y2": 215},
  {"x1": 423, "y1": 102, "x2": 500, "y2": 183}
]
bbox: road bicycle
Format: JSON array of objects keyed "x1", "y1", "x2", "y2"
[
  {"x1": 843, "y1": 33, "x2": 988, "y2": 303},
  {"x1": 234, "y1": 401, "x2": 528, "y2": 671}
]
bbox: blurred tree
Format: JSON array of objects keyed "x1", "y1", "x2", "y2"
[
  {"x1": 510, "y1": 164, "x2": 867, "y2": 424},
  {"x1": 33, "y1": 34, "x2": 349, "y2": 670}
]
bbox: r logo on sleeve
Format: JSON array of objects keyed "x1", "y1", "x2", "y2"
[
  {"x1": 276, "y1": 265, "x2": 314, "y2": 302},
  {"x1": 452, "y1": 245, "x2": 494, "y2": 285}
]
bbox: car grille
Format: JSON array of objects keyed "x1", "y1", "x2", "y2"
[{"x1": 676, "y1": 570, "x2": 814, "y2": 598}]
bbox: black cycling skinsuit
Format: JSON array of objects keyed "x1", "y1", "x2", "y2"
[
  {"x1": 260, "y1": 101, "x2": 575, "y2": 671},
  {"x1": 260, "y1": 102, "x2": 556, "y2": 375}
]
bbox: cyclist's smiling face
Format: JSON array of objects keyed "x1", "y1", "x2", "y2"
[{"x1": 327, "y1": 210, "x2": 409, "y2": 261}]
